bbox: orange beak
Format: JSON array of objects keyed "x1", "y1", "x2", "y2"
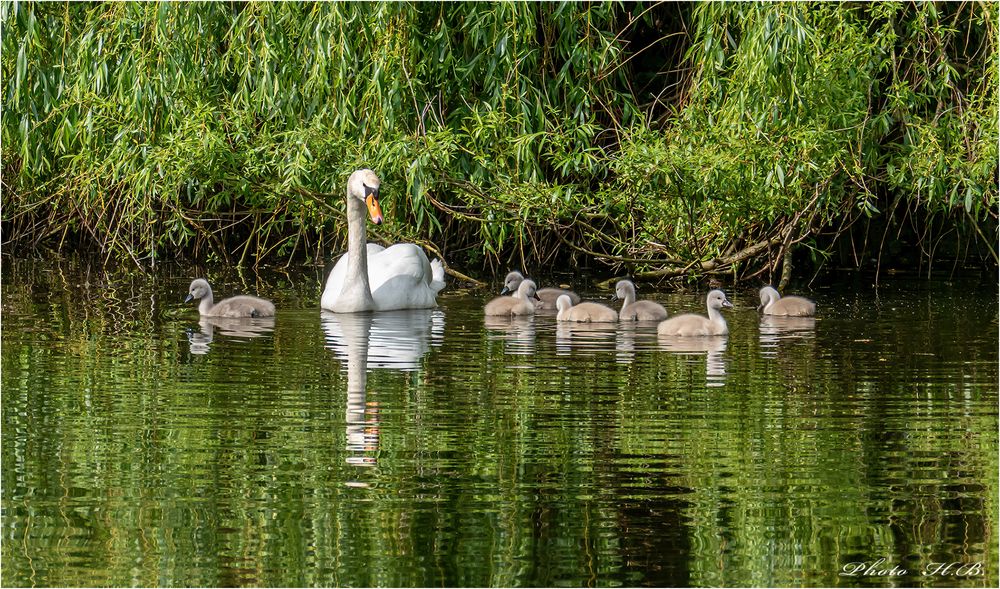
[{"x1": 366, "y1": 194, "x2": 383, "y2": 225}]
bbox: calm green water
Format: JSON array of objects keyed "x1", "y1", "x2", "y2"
[{"x1": 2, "y1": 256, "x2": 997, "y2": 587}]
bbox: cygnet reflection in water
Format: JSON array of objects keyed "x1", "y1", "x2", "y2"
[
  {"x1": 609, "y1": 322, "x2": 662, "y2": 365},
  {"x1": 658, "y1": 335, "x2": 728, "y2": 387},
  {"x1": 615, "y1": 322, "x2": 638, "y2": 364},
  {"x1": 555, "y1": 321, "x2": 618, "y2": 356},
  {"x1": 187, "y1": 316, "x2": 275, "y2": 355},
  {"x1": 758, "y1": 315, "x2": 817, "y2": 358},
  {"x1": 484, "y1": 315, "x2": 536, "y2": 356}
]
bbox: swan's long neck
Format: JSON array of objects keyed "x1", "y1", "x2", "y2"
[
  {"x1": 199, "y1": 288, "x2": 215, "y2": 315},
  {"x1": 623, "y1": 287, "x2": 637, "y2": 307},
  {"x1": 341, "y1": 195, "x2": 375, "y2": 311},
  {"x1": 556, "y1": 300, "x2": 571, "y2": 320},
  {"x1": 761, "y1": 289, "x2": 779, "y2": 311}
]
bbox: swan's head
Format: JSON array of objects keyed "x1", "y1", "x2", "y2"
[
  {"x1": 518, "y1": 279, "x2": 541, "y2": 301},
  {"x1": 347, "y1": 168, "x2": 383, "y2": 225},
  {"x1": 556, "y1": 294, "x2": 573, "y2": 312},
  {"x1": 185, "y1": 278, "x2": 211, "y2": 303},
  {"x1": 500, "y1": 271, "x2": 525, "y2": 295},
  {"x1": 612, "y1": 279, "x2": 636, "y2": 302},
  {"x1": 758, "y1": 286, "x2": 780, "y2": 310},
  {"x1": 708, "y1": 289, "x2": 734, "y2": 311}
]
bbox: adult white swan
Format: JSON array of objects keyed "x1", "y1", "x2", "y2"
[{"x1": 321, "y1": 169, "x2": 446, "y2": 312}]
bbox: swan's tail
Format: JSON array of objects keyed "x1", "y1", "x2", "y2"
[{"x1": 430, "y1": 258, "x2": 446, "y2": 293}]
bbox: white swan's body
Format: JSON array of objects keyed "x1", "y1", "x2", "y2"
[
  {"x1": 321, "y1": 169, "x2": 446, "y2": 312},
  {"x1": 613, "y1": 279, "x2": 668, "y2": 321},
  {"x1": 323, "y1": 243, "x2": 445, "y2": 312},
  {"x1": 657, "y1": 289, "x2": 733, "y2": 336},
  {"x1": 758, "y1": 286, "x2": 815, "y2": 316}
]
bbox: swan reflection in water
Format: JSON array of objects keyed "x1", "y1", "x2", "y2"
[
  {"x1": 187, "y1": 316, "x2": 275, "y2": 355},
  {"x1": 658, "y1": 335, "x2": 728, "y2": 387},
  {"x1": 484, "y1": 315, "x2": 536, "y2": 356},
  {"x1": 758, "y1": 315, "x2": 816, "y2": 358},
  {"x1": 321, "y1": 310, "x2": 444, "y2": 472}
]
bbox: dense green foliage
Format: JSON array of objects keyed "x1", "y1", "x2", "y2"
[{"x1": 2, "y1": 1, "x2": 996, "y2": 281}]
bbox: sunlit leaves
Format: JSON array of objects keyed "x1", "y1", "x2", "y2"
[
  {"x1": 1, "y1": 1, "x2": 638, "y2": 265},
  {"x1": 0, "y1": 1, "x2": 995, "y2": 272}
]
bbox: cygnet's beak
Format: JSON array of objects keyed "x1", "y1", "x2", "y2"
[
  {"x1": 500, "y1": 286, "x2": 512, "y2": 295},
  {"x1": 366, "y1": 194, "x2": 383, "y2": 225},
  {"x1": 184, "y1": 293, "x2": 194, "y2": 303},
  {"x1": 723, "y1": 299, "x2": 734, "y2": 308}
]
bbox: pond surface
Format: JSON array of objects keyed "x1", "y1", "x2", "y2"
[{"x1": 2, "y1": 256, "x2": 997, "y2": 587}]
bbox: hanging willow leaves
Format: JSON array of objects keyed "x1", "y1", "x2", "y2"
[{"x1": 1, "y1": 1, "x2": 996, "y2": 279}]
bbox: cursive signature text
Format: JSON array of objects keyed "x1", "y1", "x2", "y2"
[
  {"x1": 841, "y1": 558, "x2": 985, "y2": 578},
  {"x1": 840, "y1": 558, "x2": 907, "y2": 577}
]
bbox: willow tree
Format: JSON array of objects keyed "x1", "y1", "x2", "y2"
[
  {"x1": 2, "y1": 1, "x2": 996, "y2": 282},
  {"x1": 601, "y1": 1, "x2": 998, "y2": 285}
]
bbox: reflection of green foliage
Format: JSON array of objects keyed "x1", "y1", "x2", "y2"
[
  {"x1": 2, "y1": 259, "x2": 997, "y2": 586},
  {"x1": 1, "y1": 2, "x2": 997, "y2": 278}
]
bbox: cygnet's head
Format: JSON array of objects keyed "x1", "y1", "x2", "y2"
[
  {"x1": 501, "y1": 271, "x2": 525, "y2": 295},
  {"x1": 613, "y1": 279, "x2": 636, "y2": 301},
  {"x1": 708, "y1": 289, "x2": 734, "y2": 311},
  {"x1": 517, "y1": 279, "x2": 541, "y2": 301},
  {"x1": 347, "y1": 168, "x2": 383, "y2": 225},
  {"x1": 556, "y1": 294, "x2": 574, "y2": 312},
  {"x1": 185, "y1": 278, "x2": 211, "y2": 303},
  {"x1": 758, "y1": 286, "x2": 780, "y2": 309}
]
